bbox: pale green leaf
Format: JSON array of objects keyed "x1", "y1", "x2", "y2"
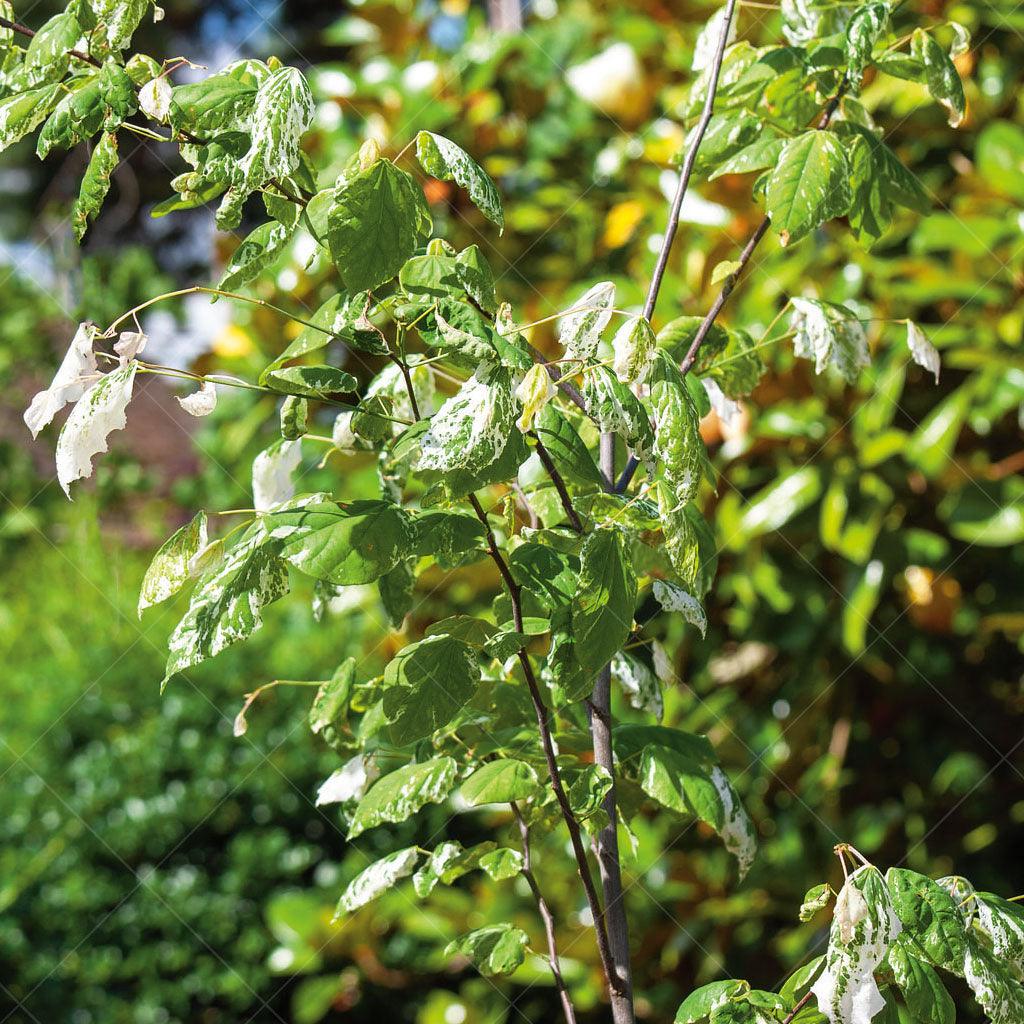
[
  {"x1": 911, "y1": 29, "x2": 966, "y2": 128},
  {"x1": 460, "y1": 759, "x2": 540, "y2": 806},
  {"x1": 446, "y1": 924, "x2": 529, "y2": 976}
]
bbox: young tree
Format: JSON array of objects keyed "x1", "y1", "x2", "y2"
[{"x1": 6, "y1": 1, "x2": 1021, "y2": 1022}]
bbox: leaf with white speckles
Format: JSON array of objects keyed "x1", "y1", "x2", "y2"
[
  {"x1": 335, "y1": 847, "x2": 420, "y2": 916},
  {"x1": 138, "y1": 510, "x2": 208, "y2": 615},
  {"x1": 252, "y1": 438, "x2": 302, "y2": 510},
  {"x1": 416, "y1": 131, "x2": 504, "y2": 231},
  {"x1": 653, "y1": 579, "x2": 707, "y2": 637},
  {"x1": 811, "y1": 865, "x2": 902, "y2": 1024},
  {"x1": 348, "y1": 757, "x2": 458, "y2": 838},
  {"x1": 791, "y1": 297, "x2": 870, "y2": 383},
  {"x1": 611, "y1": 650, "x2": 663, "y2": 720},
  {"x1": 768, "y1": 131, "x2": 852, "y2": 246},
  {"x1": 559, "y1": 281, "x2": 616, "y2": 363}
]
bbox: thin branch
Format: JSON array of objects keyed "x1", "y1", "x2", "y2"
[
  {"x1": 466, "y1": 493, "x2": 624, "y2": 996},
  {"x1": 643, "y1": 0, "x2": 739, "y2": 323},
  {"x1": 615, "y1": 77, "x2": 850, "y2": 494},
  {"x1": 782, "y1": 992, "x2": 814, "y2": 1024},
  {"x1": 511, "y1": 803, "x2": 578, "y2": 1024},
  {"x1": 532, "y1": 435, "x2": 584, "y2": 533}
]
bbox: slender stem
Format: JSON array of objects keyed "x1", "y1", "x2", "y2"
[
  {"x1": 511, "y1": 803, "x2": 578, "y2": 1024},
  {"x1": 615, "y1": 78, "x2": 849, "y2": 494},
  {"x1": 466, "y1": 493, "x2": 623, "y2": 996},
  {"x1": 532, "y1": 436, "x2": 583, "y2": 533},
  {"x1": 591, "y1": 433, "x2": 635, "y2": 1024},
  {"x1": 643, "y1": 0, "x2": 739, "y2": 323},
  {"x1": 782, "y1": 993, "x2": 814, "y2": 1024}
]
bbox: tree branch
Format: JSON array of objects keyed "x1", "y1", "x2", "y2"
[
  {"x1": 511, "y1": 802, "x2": 579, "y2": 1024},
  {"x1": 615, "y1": 76, "x2": 849, "y2": 494},
  {"x1": 642, "y1": 0, "x2": 739, "y2": 323},
  {"x1": 466, "y1": 492, "x2": 624, "y2": 996},
  {"x1": 532, "y1": 435, "x2": 584, "y2": 533}
]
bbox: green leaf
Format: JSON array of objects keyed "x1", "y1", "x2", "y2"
[
  {"x1": 95, "y1": 0, "x2": 154, "y2": 50},
  {"x1": 888, "y1": 872, "x2": 974, "y2": 966},
  {"x1": 446, "y1": 924, "x2": 529, "y2": 977},
  {"x1": 327, "y1": 159, "x2": 432, "y2": 293},
  {"x1": 533, "y1": 406, "x2": 604, "y2": 489},
  {"x1": 612, "y1": 315, "x2": 657, "y2": 385},
  {"x1": 335, "y1": 847, "x2": 419, "y2": 915},
  {"x1": 638, "y1": 744, "x2": 756, "y2": 877},
  {"x1": 1, "y1": 85, "x2": 62, "y2": 154},
  {"x1": 411, "y1": 510, "x2": 485, "y2": 567},
  {"x1": 790, "y1": 298, "x2": 869, "y2": 383},
  {"x1": 460, "y1": 759, "x2": 540, "y2": 806},
  {"x1": 416, "y1": 130, "x2": 504, "y2": 230},
  {"x1": 263, "y1": 365, "x2": 358, "y2": 400},
  {"x1": 163, "y1": 528, "x2": 290, "y2": 685},
  {"x1": 676, "y1": 981, "x2": 750, "y2": 1023},
  {"x1": 413, "y1": 840, "x2": 499, "y2": 896},
  {"x1": 218, "y1": 216, "x2": 298, "y2": 292},
  {"x1": 732, "y1": 466, "x2": 823, "y2": 542},
  {"x1": 767, "y1": 131, "x2": 852, "y2": 246},
  {"x1": 691, "y1": 112, "x2": 763, "y2": 176},
  {"x1": 887, "y1": 940, "x2": 954, "y2": 1024},
  {"x1": 571, "y1": 528, "x2": 637, "y2": 679},
  {"x1": 378, "y1": 558, "x2": 415, "y2": 626},
  {"x1": 709, "y1": 134, "x2": 786, "y2": 180},
  {"x1": 347, "y1": 757, "x2": 458, "y2": 838},
  {"x1": 270, "y1": 500, "x2": 413, "y2": 585},
  {"x1": 703, "y1": 328, "x2": 766, "y2": 398},
  {"x1": 566, "y1": 763, "x2": 612, "y2": 821},
  {"x1": 21, "y1": 12, "x2": 81, "y2": 87},
  {"x1": 169, "y1": 66, "x2": 258, "y2": 135},
  {"x1": 479, "y1": 847, "x2": 524, "y2": 881},
  {"x1": 382, "y1": 634, "x2": 481, "y2": 745},
  {"x1": 308, "y1": 659, "x2": 355, "y2": 743},
  {"x1": 138, "y1": 511, "x2": 208, "y2": 615},
  {"x1": 72, "y1": 132, "x2": 119, "y2": 242},
  {"x1": 800, "y1": 884, "x2": 834, "y2": 921},
  {"x1": 911, "y1": 29, "x2": 965, "y2": 128}
]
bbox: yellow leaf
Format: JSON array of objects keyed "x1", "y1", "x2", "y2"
[{"x1": 603, "y1": 200, "x2": 645, "y2": 249}]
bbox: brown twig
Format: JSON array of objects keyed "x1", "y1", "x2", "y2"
[
  {"x1": 511, "y1": 802, "x2": 578, "y2": 1024},
  {"x1": 532, "y1": 435, "x2": 584, "y2": 533},
  {"x1": 466, "y1": 492, "x2": 624, "y2": 995}
]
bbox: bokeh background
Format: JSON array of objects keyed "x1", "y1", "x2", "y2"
[{"x1": 1, "y1": 0, "x2": 1022, "y2": 1021}]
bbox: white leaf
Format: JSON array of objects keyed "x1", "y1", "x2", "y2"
[
  {"x1": 708, "y1": 765, "x2": 757, "y2": 879},
  {"x1": 177, "y1": 380, "x2": 218, "y2": 417},
  {"x1": 332, "y1": 410, "x2": 360, "y2": 450},
  {"x1": 703, "y1": 378, "x2": 741, "y2": 426},
  {"x1": 948, "y1": 21, "x2": 971, "y2": 58},
  {"x1": 693, "y1": 6, "x2": 737, "y2": 71},
  {"x1": 335, "y1": 847, "x2": 420, "y2": 916},
  {"x1": 790, "y1": 297, "x2": 870, "y2": 383},
  {"x1": 558, "y1": 281, "x2": 616, "y2": 363},
  {"x1": 24, "y1": 323, "x2": 101, "y2": 438},
  {"x1": 252, "y1": 438, "x2": 302, "y2": 511},
  {"x1": 652, "y1": 640, "x2": 674, "y2": 684},
  {"x1": 56, "y1": 363, "x2": 137, "y2": 496},
  {"x1": 612, "y1": 315, "x2": 656, "y2": 384},
  {"x1": 139, "y1": 76, "x2": 171, "y2": 121},
  {"x1": 811, "y1": 866, "x2": 903, "y2": 1024},
  {"x1": 240, "y1": 67, "x2": 315, "y2": 187},
  {"x1": 611, "y1": 651, "x2": 663, "y2": 720},
  {"x1": 114, "y1": 330, "x2": 148, "y2": 364},
  {"x1": 964, "y1": 938, "x2": 1024, "y2": 1024},
  {"x1": 316, "y1": 755, "x2": 377, "y2": 806},
  {"x1": 653, "y1": 579, "x2": 708, "y2": 637},
  {"x1": 906, "y1": 322, "x2": 940, "y2": 383}
]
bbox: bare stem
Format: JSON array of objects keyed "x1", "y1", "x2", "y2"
[
  {"x1": 511, "y1": 803, "x2": 579, "y2": 1024},
  {"x1": 466, "y1": 493, "x2": 623, "y2": 996}
]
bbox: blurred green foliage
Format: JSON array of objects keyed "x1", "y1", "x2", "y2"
[{"x1": 1, "y1": 0, "x2": 1022, "y2": 1022}]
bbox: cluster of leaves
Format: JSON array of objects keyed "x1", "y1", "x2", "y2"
[
  {"x1": 4, "y1": 1, "x2": 1021, "y2": 1023},
  {"x1": 681, "y1": 846, "x2": 1024, "y2": 1024}
]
